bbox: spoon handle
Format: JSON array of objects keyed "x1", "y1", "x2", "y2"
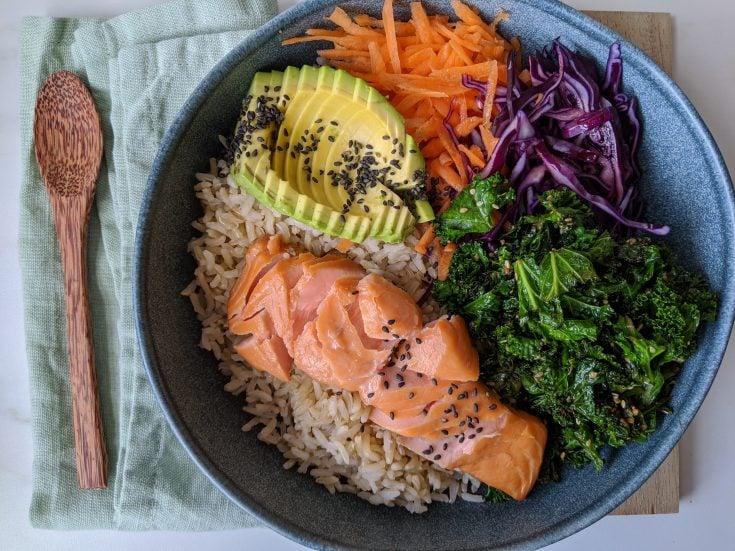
[{"x1": 51, "y1": 194, "x2": 107, "y2": 489}]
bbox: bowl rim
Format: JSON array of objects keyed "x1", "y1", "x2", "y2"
[{"x1": 133, "y1": 0, "x2": 735, "y2": 549}]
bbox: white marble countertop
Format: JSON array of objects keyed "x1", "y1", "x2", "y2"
[{"x1": 1, "y1": 0, "x2": 733, "y2": 549}]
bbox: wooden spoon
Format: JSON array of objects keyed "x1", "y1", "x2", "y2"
[{"x1": 33, "y1": 71, "x2": 107, "y2": 489}]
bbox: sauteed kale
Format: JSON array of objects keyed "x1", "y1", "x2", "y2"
[{"x1": 433, "y1": 181, "x2": 716, "y2": 479}]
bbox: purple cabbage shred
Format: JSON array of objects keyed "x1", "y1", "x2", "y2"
[{"x1": 459, "y1": 40, "x2": 668, "y2": 244}]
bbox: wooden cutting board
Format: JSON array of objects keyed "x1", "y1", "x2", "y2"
[{"x1": 581, "y1": 11, "x2": 679, "y2": 516}]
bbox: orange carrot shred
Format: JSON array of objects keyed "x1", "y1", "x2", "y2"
[
  {"x1": 414, "y1": 224, "x2": 435, "y2": 254},
  {"x1": 481, "y1": 60, "x2": 498, "y2": 127},
  {"x1": 455, "y1": 116, "x2": 483, "y2": 137},
  {"x1": 382, "y1": 0, "x2": 402, "y2": 73},
  {"x1": 450, "y1": 0, "x2": 485, "y2": 26},
  {"x1": 335, "y1": 238, "x2": 354, "y2": 253},
  {"x1": 518, "y1": 68, "x2": 532, "y2": 85},
  {"x1": 459, "y1": 143, "x2": 485, "y2": 168},
  {"x1": 438, "y1": 242, "x2": 458, "y2": 281},
  {"x1": 479, "y1": 124, "x2": 498, "y2": 156}
]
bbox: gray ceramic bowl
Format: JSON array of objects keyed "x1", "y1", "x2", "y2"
[{"x1": 133, "y1": 0, "x2": 735, "y2": 549}]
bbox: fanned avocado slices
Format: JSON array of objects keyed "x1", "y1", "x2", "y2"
[{"x1": 229, "y1": 65, "x2": 434, "y2": 243}]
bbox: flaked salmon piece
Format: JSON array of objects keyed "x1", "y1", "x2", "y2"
[
  {"x1": 370, "y1": 381, "x2": 521, "y2": 440},
  {"x1": 356, "y1": 273, "x2": 423, "y2": 341},
  {"x1": 231, "y1": 308, "x2": 292, "y2": 382},
  {"x1": 399, "y1": 407, "x2": 547, "y2": 500},
  {"x1": 237, "y1": 252, "x2": 320, "y2": 354},
  {"x1": 227, "y1": 234, "x2": 286, "y2": 323},
  {"x1": 359, "y1": 349, "x2": 447, "y2": 414},
  {"x1": 290, "y1": 255, "x2": 366, "y2": 347},
  {"x1": 399, "y1": 315, "x2": 479, "y2": 381},
  {"x1": 296, "y1": 277, "x2": 392, "y2": 391},
  {"x1": 370, "y1": 379, "x2": 547, "y2": 500}
]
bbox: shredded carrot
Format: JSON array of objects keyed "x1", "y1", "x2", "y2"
[
  {"x1": 285, "y1": 0, "x2": 514, "y2": 206},
  {"x1": 317, "y1": 49, "x2": 371, "y2": 60},
  {"x1": 450, "y1": 0, "x2": 485, "y2": 26},
  {"x1": 483, "y1": 60, "x2": 498, "y2": 127},
  {"x1": 518, "y1": 68, "x2": 531, "y2": 85},
  {"x1": 382, "y1": 0, "x2": 402, "y2": 73},
  {"x1": 335, "y1": 238, "x2": 354, "y2": 253},
  {"x1": 454, "y1": 115, "x2": 483, "y2": 137},
  {"x1": 438, "y1": 242, "x2": 458, "y2": 281},
  {"x1": 414, "y1": 224, "x2": 435, "y2": 254},
  {"x1": 459, "y1": 143, "x2": 485, "y2": 168}
]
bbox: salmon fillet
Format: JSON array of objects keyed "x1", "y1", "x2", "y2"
[
  {"x1": 396, "y1": 316, "x2": 480, "y2": 381},
  {"x1": 398, "y1": 407, "x2": 547, "y2": 500},
  {"x1": 227, "y1": 235, "x2": 286, "y2": 324},
  {"x1": 226, "y1": 241, "x2": 547, "y2": 500},
  {"x1": 357, "y1": 273, "x2": 423, "y2": 341},
  {"x1": 231, "y1": 308, "x2": 292, "y2": 382},
  {"x1": 296, "y1": 277, "x2": 393, "y2": 391}
]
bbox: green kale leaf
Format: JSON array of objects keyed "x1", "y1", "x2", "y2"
[
  {"x1": 432, "y1": 185, "x2": 718, "y2": 483},
  {"x1": 433, "y1": 173, "x2": 514, "y2": 243}
]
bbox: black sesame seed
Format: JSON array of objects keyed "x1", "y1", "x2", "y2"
[
  {"x1": 443, "y1": 443, "x2": 448, "y2": 450},
  {"x1": 383, "y1": 381, "x2": 389, "y2": 389},
  {"x1": 459, "y1": 435, "x2": 465, "y2": 443},
  {"x1": 398, "y1": 381, "x2": 405, "y2": 388},
  {"x1": 387, "y1": 319, "x2": 395, "y2": 325},
  {"x1": 489, "y1": 403, "x2": 497, "y2": 410},
  {"x1": 392, "y1": 334, "x2": 400, "y2": 339},
  {"x1": 441, "y1": 429, "x2": 449, "y2": 435},
  {"x1": 476, "y1": 426, "x2": 483, "y2": 433},
  {"x1": 399, "y1": 354, "x2": 406, "y2": 361},
  {"x1": 447, "y1": 386, "x2": 454, "y2": 395},
  {"x1": 434, "y1": 454, "x2": 442, "y2": 460},
  {"x1": 473, "y1": 403, "x2": 479, "y2": 413},
  {"x1": 382, "y1": 326, "x2": 389, "y2": 333},
  {"x1": 389, "y1": 411, "x2": 395, "y2": 420},
  {"x1": 468, "y1": 434, "x2": 476, "y2": 440},
  {"x1": 457, "y1": 392, "x2": 468, "y2": 400},
  {"x1": 367, "y1": 392, "x2": 375, "y2": 398},
  {"x1": 416, "y1": 338, "x2": 422, "y2": 344},
  {"x1": 431, "y1": 378, "x2": 438, "y2": 386},
  {"x1": 408, "y1": 392, "x2": 415, "y2": 399}
]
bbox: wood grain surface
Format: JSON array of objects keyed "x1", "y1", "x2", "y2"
[
  {"x1": 34, "y1": 71, "x2": 107, "y2": 489},
  {"x1": 583, "y1": 11, "x2": 679, "y2": 516}
]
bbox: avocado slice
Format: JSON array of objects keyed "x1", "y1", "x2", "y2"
[{"x1": 229, "y1": 65, "x2": 435, "y2": 243}]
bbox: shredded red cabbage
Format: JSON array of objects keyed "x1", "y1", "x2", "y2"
[{"x1": 460, "y1": 40, "x2": 669, "y2": 242}]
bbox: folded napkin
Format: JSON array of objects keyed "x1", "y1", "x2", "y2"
[{"x1": 19, "y1": 0, "x2": 278, "y2": 530}]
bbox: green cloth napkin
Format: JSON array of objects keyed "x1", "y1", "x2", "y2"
[{"x1": 19, "y1": 0, "x2": 278, "y2": 530}]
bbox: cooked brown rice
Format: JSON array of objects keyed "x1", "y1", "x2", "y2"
[{"x1": 182, "y1": 157, "x2": 481, "y2": 513}]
